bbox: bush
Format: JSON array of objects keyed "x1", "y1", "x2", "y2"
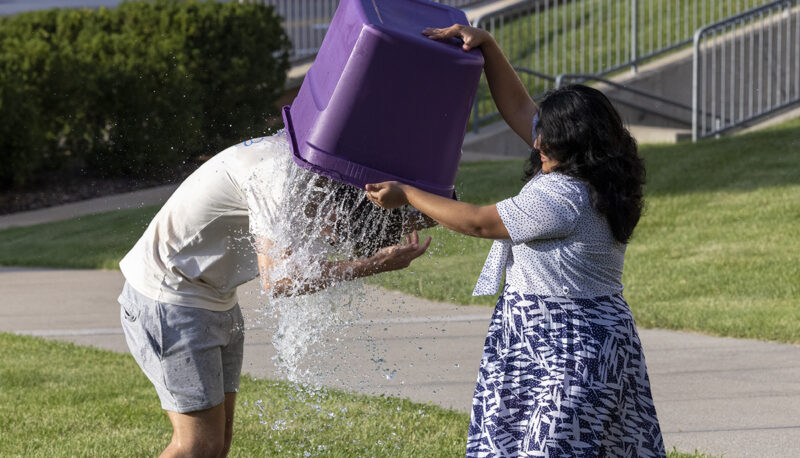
[{"x1": 0, "y1": 0, "x2": 290, "y2": 189}]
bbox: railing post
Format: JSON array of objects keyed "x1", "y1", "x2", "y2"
[
  {"x1": 555, "y1": 74, "x2": 565, "y2": 89},
  {"x1": 691, "y1": 29, "x2": 703, "y2": 142},
  {"x1": 631, "y1": 0, "x2": 638, "y2": 73}
]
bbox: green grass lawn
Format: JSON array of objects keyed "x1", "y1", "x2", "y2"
[
  {"x1": 0, "y1": 332, "x2": 466, "y2": 457},
  {"x1": 377, "y1": 118, "x2": 800, "y2": 343},
  {"x1": 0, "y1": 119, "x2": 799, "y2": 343},
  {"x1": 0, "y1": 205, "x2": 158, "y2": 270},
  {"x1": 0, "y1": 332, "x2": 714, "y2": 457}
]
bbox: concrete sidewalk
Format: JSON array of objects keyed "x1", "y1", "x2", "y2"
[
  {"x1": 0, "y1": 184, "x2": 178, "y2": 230},
  {"x1": 2, "y1": 266, "x2": 799, "y2": 457},
  {"x1": 2, "y1": 185, "x2": 799, "y2": 457}
]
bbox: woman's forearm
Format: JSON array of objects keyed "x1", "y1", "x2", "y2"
[{"x1": 401, "y1": 185, "x2": 509, "y2": 239}]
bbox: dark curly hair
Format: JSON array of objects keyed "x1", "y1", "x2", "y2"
[{"x1": 524, "y1": 84, "x2": 645, "y2": 244}]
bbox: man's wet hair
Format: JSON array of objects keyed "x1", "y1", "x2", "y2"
[{"x1": 301, "y1": 174, "x2": 406, "y2": 258}]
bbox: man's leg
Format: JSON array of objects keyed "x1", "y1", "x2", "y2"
[
  {"x1": 119, "y1": 285, "x2": 243, "y2": 457},
  {"x1": 162, "y1": 402, "x2": 227, "y2": 458},
  {"x1": 222, "y1": 392, "x2": 237, "y2": 456},
  {"x1": 219, "y1": 304, "x2": 245, "y2": 456}
]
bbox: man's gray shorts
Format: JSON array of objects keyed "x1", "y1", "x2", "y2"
[{"x1": 118, "y1": 282, "x2": 244, "y2": 414}]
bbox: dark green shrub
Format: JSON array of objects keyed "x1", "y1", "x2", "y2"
[
  {"x1": 0, "y1": 77, "x2": 47, "y2": 188},
  {"x1": 0, "y1": 0, "x2": 290, "y2": 189}
]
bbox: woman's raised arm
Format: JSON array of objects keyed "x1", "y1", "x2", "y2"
[{"x1": 423, "y1": 24, "x2": 538, "y2": 147}]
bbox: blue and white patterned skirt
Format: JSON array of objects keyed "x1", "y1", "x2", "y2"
[{"x1": 467, "y1": 285, "x2": 666, "y2": 458}]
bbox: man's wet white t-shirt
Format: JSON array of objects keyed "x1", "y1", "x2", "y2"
[{"x1": 120, "y1": 134, "x2": 291, "y2": 311}]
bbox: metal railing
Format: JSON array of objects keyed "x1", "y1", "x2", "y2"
[
  {"x1": 554, "y1": 73, "x2": 693, "y2": 122},
  {"x1": 470, "y1": 0, "x2": 777, "y2": 131},
  {"x1": 692, "y1": 0, "x2": 800, "y2": 140},
  {"x1": 253, "y1": 0, "x2": 498, "y2": 62},
  {"x1": 255, "y1": 0, "x2": 339, "y2": 62}
]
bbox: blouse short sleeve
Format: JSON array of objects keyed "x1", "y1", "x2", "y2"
[{"x1": 496, "y1": 173, "x2": 581, "y2": 244}]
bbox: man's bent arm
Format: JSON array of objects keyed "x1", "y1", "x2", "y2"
[{"x1": 257, "y1": 231, "x2": 431, "y2": 297}]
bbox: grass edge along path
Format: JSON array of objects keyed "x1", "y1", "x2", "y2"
[{"x1": 0, "y1": 332, "x2": 714, "y2": 457}]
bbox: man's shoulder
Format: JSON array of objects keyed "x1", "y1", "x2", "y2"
[
  {"x1": 218, "y1": 132, "x2": 292, "y2": 177},
  {"x1": 234, "y1": 132, "x2": 290, "y2": 157}
]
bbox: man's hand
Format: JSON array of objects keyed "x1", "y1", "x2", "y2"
[
  {"x1": 367, "y1": 230, "x2": 432, "y2": 274},
  {"x1": 365, "y1": 181, "x2": 409, "y2": 209},
  {"x1": 257, "y1": 231, "x2": 431, "y2": 297}
]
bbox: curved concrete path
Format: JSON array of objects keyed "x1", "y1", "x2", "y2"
[
  {"x1": 2, "y1": 187, "x2": 800, "y2": 457},
  {"x1": 2, "y1": 266, "x2": 800, "y2": 457},
  {"x1": 0, "y1": 184, "x2": 178, "y2": 229}
]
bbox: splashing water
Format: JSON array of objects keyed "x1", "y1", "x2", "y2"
[
  {"x1": 244, "y1": 133, "x2": 412, "y2": 387},
  {"x1": 239, "y1": 133, "x2": 439, "y2": 456}
]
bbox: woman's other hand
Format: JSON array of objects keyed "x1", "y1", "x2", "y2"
[
  {"x1": 365, "y1": 181, "x2": 409, "y2": 209},
  {"x1": 422, "y1": 24, "x2": 491, "y2": 51}
]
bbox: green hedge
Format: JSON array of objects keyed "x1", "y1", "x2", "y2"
[{"x1": 0, "y1": 0, "x2": 290, "y2": 189}]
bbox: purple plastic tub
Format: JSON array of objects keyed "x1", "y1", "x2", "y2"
[{"x1": 282, "y1": 0, "x2": 484, "y2": 197}]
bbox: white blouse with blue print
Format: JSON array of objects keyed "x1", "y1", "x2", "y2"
[{"x1": 473, "y1": 114, "x2": 626, "y2": 298}]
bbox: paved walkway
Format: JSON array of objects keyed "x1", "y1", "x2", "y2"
[
  {"x1": 2, "y1": 189, "x2": 800, "y2": 457},
  {"x1": 0, "y1": 184, "x2": 178, "y2": 230},
  {"x1": 3, "y1": 266, "x2": 800, "y2": 457}
]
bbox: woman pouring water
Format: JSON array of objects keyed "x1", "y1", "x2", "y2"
[{"x1": 366, "y1": 24, "x2": 666, "y2": 457}]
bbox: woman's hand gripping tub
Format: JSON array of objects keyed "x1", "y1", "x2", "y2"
[{"x1": 423, "y1": 24, "x2": 539, "y2": 147}]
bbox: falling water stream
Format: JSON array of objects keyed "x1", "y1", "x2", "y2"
[{"x1": 239, "y1": 134, "x2": 425, "y2": 454}]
